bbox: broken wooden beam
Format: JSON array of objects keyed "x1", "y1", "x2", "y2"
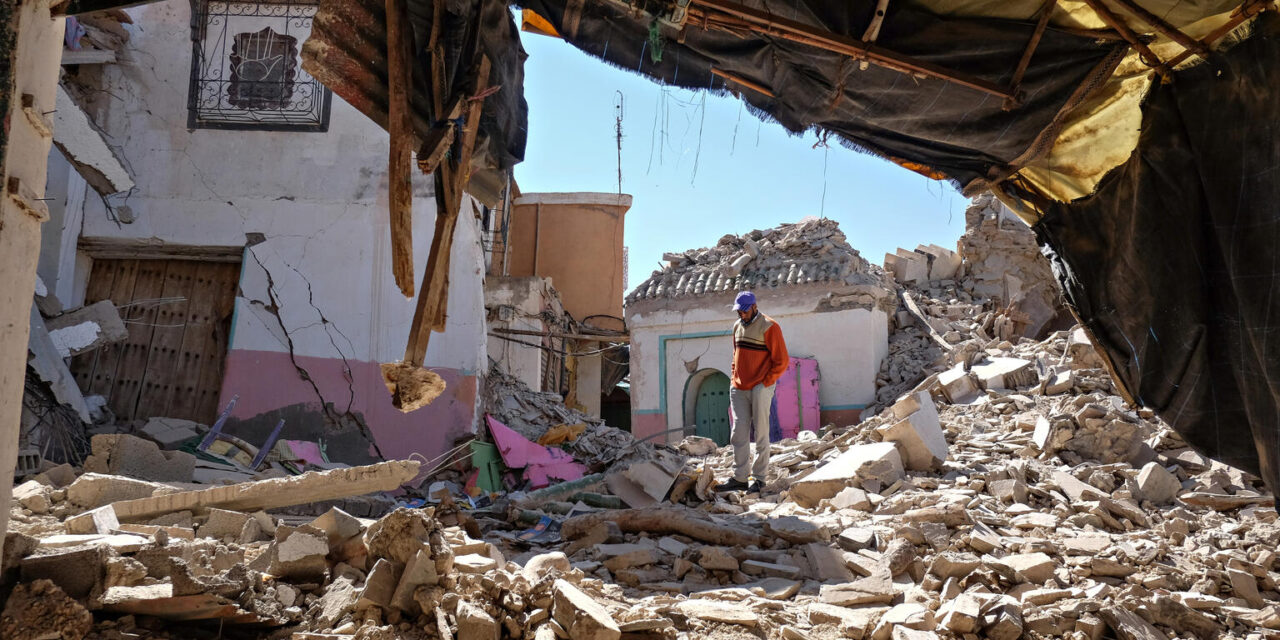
[
  {"x1": 1103, "y1": 0, "x2": 1210, "y2": 60},
  {"x1": 386, "y1": 0, "x2": 415, "y2": 298},
  {"x1": 1079, "y1": 0, "x2": 1171, "y2": 77},
  {"x1": 63, "y1": 460, "x2": 420, "y2": 530}
]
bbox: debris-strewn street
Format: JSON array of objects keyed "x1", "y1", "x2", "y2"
[{"x1": 4, "y1": 199, "x2": 1278, "y2": 640}]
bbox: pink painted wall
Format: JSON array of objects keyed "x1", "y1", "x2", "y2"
[
  {"x1": 218, "y1": 349, "x2": 477, "y2": 465},
  {"x1": 631, "y1": 412, "x2": 666, "y2": 444}
]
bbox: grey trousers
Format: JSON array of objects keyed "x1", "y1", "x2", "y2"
[{"x1": 729, "y1": 383, "x2": 776, "y2": 482}]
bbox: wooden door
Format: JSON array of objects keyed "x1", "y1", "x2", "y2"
[
  {"x1": 774, "y1": 357, "x2": 822, "y2": 439},
  {"x1": 70, "y1": 258, "x2": 239, "y2": 423},
  {"x1": 694, "y1": 372, "x2": 732, "y2": 446}
]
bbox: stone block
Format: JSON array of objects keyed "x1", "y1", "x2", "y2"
[
  {"x1": 310, "y1": 507, "x2": 365, "y2": 545},
  {"x1": 830, "y1": 486, "x2": 871, "y2": 511},
  {"x1": 65, "y1": 504, "x2": 119, "y2": 535},
  {"x1": 820, "y1": 573, "x2": 896, "y2": 606},
  {"x1": 200, "y1": 508, "x2": 252, "y2": 541},
  {"x1": 83, "y1": 434, "x2": 194, "y2": 483},
  {"x1": 836, "y1": 527, "x2": 876, "y2": 552},
  {"x1": 458, "y1": 600, "x2": 499, "y2": 640},
  {"x1": 697, "y1": 546, "x2": 739, "y2": 571},
  {"x1": 1066, "y1": 327, "x2": 1104, "y2": 370},
  {"x1": 455, "y1": 554, "x2": 499, "y2": 574},
  {"x1": 140, "y1": 417, "x2": 204, "y2": 450},
  {"x1": 355, "y1": 558, "x2": 401, "y2": 611},
  {"x1": 21, "y1": 547, "x2": 106, "y2": 599},
  {"x1": 44, "y1": 300, "x2": 128, "y2": 357},
  {"x1": 808, "y1": 602, "x2": 887, "y2": 638},
  {"x1": 970, "y1": 357, "x2": 1036, "y2": 390},
  {"x1": 1135, "y1": 462, "x2": 1181, "y2": 504},
  {"x1": 875, "y1": 391, "x2": 947, "y2": 471},
  {"x1": 269, "y1": 526, "x2": 330, "y2": 582},
  {"x1": 937, "y1": 365, "x2": 979, "y2": 404},
  {"x1": 871, "y1": 603, "x2": 933, "y2": 640},
  {"x1": 552, "y1": 579, "x2": 621, "y2": 640},
  {"x1": 791, "y1": 443, "x2": 903, "y2": 507},
  {"x1": 742, "y1": 559, "x2": 801, "y2": 579},
  {"x1": 676, "y1": 600, "x2": 758, "y2": 627},
  {"x1": 391, "y1": 548, "x2": 438, "y2": 613},
  {"x1": 522, "y1": 552, "x2": 571, "y2": 583},
  {"x1": 66, "y1": 473, "x2": 165, "y2": 509},
  {"x1": 994, "y1": 553, "x2": 1056, "y2": 584}
]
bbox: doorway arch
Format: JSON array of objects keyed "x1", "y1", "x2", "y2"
[{"x1": 683, "y1": 369, "x2": 732, "y2": 446}]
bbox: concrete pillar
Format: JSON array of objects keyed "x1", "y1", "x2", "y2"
[{"x1": 0, "y1": 0, "x2": 65, "y2": 569}]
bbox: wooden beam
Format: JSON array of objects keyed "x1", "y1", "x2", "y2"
[
  {"x1": 415, "y1": 93, "x2": 465, "y2": 175},
  {"x1": 386, "y1": 0, "x2": 415, "y2": 298},
  {"x1": 403, "y1": 56, "x2": 492, "y2": 365},
  {"x1": 709, "y1": 68, "x2": 774, "y2": 97},
  {"x1": 1079, "y1": 0, "x2": 1171, "y2": 77},
  {"x1": 1166, "y1": 0, "x2": 1272, "y2": 67},
  {"x1": 1004, "y1": 0, "x2": 1056, "y2": 110},
  {"x1": 1104, "y1": 0, "x2": 1210, "y2": 60},
  {"x1": 689, "y1": 0, "x2": 1015, "y2": 99}
]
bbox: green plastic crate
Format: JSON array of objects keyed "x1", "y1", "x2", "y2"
[{"x1": 470, "y1": 441, "x2": 503, "y2": 494}]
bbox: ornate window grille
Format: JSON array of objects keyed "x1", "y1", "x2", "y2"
[{"x1": 188, "y1": 0, "x2": 332, "y2": 131}]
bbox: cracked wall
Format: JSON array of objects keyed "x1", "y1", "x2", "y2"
[{"x1": 57, "y1": 0, "x2": 488, "y2": 464}]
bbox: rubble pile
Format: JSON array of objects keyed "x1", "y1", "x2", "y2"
[
  {"x1": 5, "y1": 318, "x2": 1280, "y2": 640},
  {"x1": 872, "y1": 196, "x2": 1068, "y2": 414},
  {"x1": 482, "y1": 368, "x2": 654, "y2": 469},
  {"x1": 637, "y1": 217, "x2": 891, "y2": 294}
]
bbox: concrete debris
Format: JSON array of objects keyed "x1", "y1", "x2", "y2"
[
  {"x1": 83, "y1": 433, "x2": 195, "y2": 483},
  {"x1": 6, "y1": 197, "x2": 1280, "y2": 640},
  {"x1": 43, "y1": 300, "x2": 128, "y2": 358}
]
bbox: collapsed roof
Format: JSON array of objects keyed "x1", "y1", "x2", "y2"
[{"x1": 626, "y1": 218, "x2": 891, "y2": 306}]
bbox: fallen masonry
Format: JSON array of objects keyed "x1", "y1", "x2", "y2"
[{"x1": 4, "y1": 213, "x2": 1280, "y2": 639}]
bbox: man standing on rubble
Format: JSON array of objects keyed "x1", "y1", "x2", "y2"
[{"x1": 716, "y1": 291, "x2": 789, "y2": 494}]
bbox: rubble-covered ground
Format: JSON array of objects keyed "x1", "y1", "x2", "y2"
[
  {"x1": 5, "y1": 319, "x2": 1280, "y2": 640},
  {"x1": 5, "y1": 200, "x2": 1278, "y2": 640}
]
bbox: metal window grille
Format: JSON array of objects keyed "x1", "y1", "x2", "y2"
[{"x1": 188, "y1": 0, "x2": 332, "y2": 131}]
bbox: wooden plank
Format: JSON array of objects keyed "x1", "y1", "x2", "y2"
[
  {"x1": 109, "y1": 260, "x2": 169, "y2": 421},
  {"x1": 1079, "y1": 0, "x2": 1170, "y2": 76},
  {"x1": 60, "y1": 48, "x2": 116, "y2": 64},
  {"x1": 86, "y1": 259, "x2": 139, "y2": 399},
  {"x1": 1104, "y1": 0, "x2": 1210, "y2": 59},
  {"x1": 1005, "y1": 0, "x2": 1056, "y2": 110},
  {"x1": 689, "y1": 0, "x2": 1014, "y2": 99},
  {"x1": 386, "y1": 0, "x2": 415, "y2": 298},
  {"x1": 192, "y1": 263, "x2": 239, "y2": 421},
  {"x1": 133, "y1": 261, "x2": 196, "y2": 419},
  {"x1": 403, "y1": 56, "x2": 491, "y2": 365},
  {"x1": 70, "y1": 258, "x2": 118, "y2": 393}
]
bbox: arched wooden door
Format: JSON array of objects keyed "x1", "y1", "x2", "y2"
[{"x1": 694, "y1": 372, "x2": 732, "y2": 446}]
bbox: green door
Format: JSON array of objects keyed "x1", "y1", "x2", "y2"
[{"x1": 695, "y1": 372, "x2": 732, "y2": 446}]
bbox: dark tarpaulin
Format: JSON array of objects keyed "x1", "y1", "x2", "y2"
[
  {"x1": 516, "y1": 0, "x2": 1124, "y2": 188},
  {"x1": 1025, "y1": 14, "x2": 1280, "y2": 492}
]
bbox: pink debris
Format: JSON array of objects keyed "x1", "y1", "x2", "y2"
[{"x1": 486, "y1": 415, "x2": 586, "y2": 488}]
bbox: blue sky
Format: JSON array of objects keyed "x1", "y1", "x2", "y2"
[{"x1": 511, "y1": 28, "x2": 972, "y2": 293}]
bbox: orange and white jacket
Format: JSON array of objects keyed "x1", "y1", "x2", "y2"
[{"x1": 731, "y1": 312, "x2": 789, "y2": 390}]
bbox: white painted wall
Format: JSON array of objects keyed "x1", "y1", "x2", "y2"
[
  {"x1": 485, "y1": 277, "x2": 561, "y2": 388},
  {"x1": 628, "y1": 291, "x2": 889, "y2": 440},
  {"x1": 62, "y1": 0, "x2": 487, "y2": 377}
]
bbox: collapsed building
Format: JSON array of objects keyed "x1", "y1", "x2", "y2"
[
  {"x1": 625, "y1": 218, "x2": 896, "y2": 444},
  {"x1": 6, "y1": 198, "x2": 1280, "y2": 639}
]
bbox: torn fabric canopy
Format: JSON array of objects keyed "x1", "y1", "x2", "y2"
[
  {"x1": 1024, "y1": 13, "x2": 1280, "y2": 495},
  {"x1": 516, "y1": 0, "x2": 1125, "y2": 189}
]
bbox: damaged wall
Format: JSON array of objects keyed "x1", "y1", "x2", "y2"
[
  {"x1": 44, "y1": 0, "x2": 488, "y2": 464},
  {"x1": 628, "y1": 289, "x2": 890, "y2": 444}
]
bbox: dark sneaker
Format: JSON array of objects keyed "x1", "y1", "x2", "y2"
[
  {"x1": 714, "y1": 478, "x2": 749, "y2": 492},
  {"x1": 748, "y1": 480, "x2": 764, "y2": 494}
]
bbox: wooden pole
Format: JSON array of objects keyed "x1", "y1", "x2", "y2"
[{"x1": 386, "y1": 0, "x2": 415, "y2": 298}]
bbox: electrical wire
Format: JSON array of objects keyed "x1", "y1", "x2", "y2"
[{"x1": 488, "y1": 333, "x2": 628, "y2": 357}]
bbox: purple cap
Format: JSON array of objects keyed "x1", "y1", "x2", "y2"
[{"x1": 733, "y1": 291, "x2": 757, "y2": 311}]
